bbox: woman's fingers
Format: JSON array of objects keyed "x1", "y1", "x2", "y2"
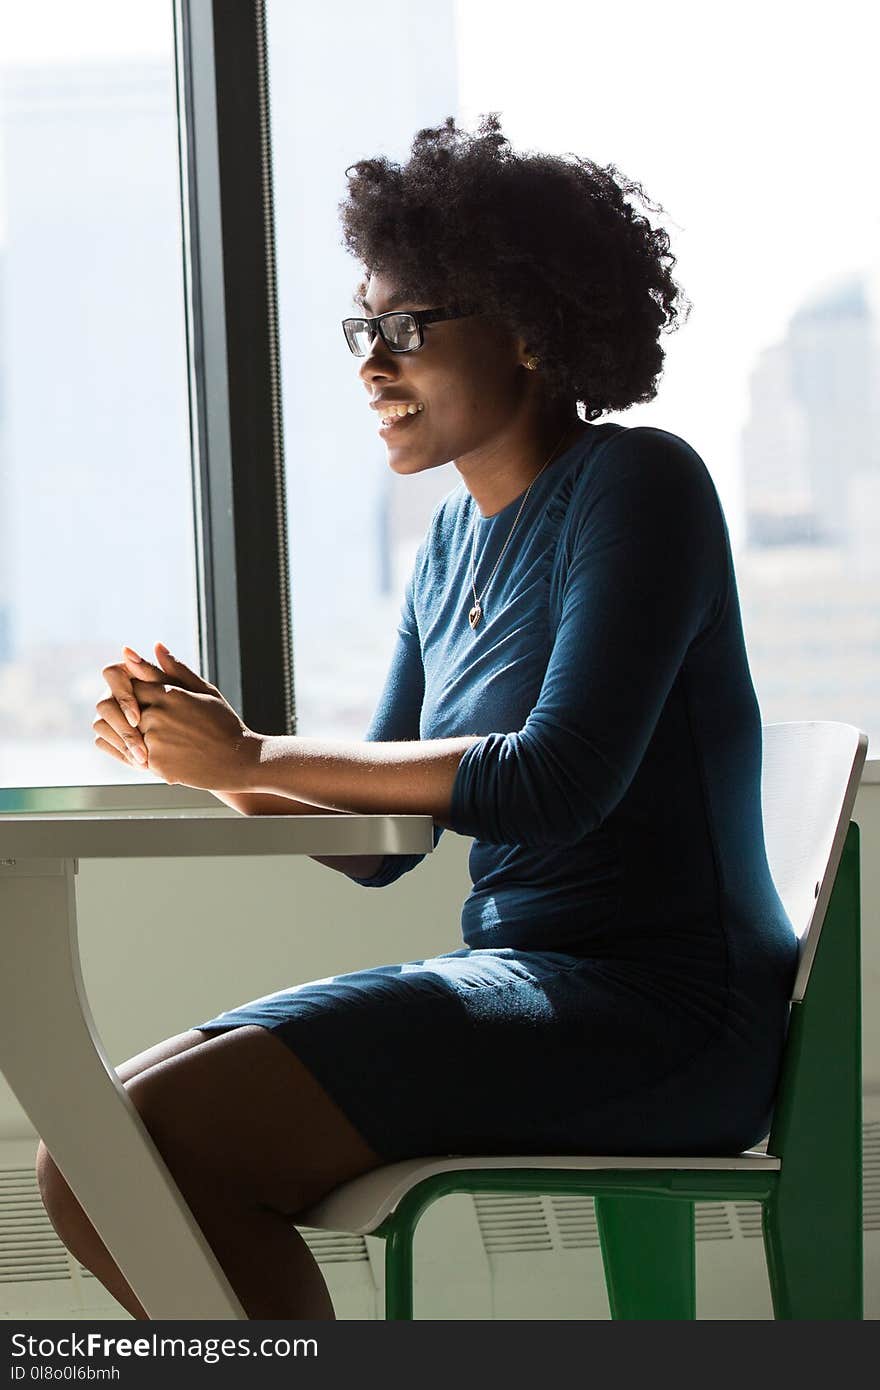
[
  {"x1": 94, "y1": 729, "x2": 140, "y2": 768},
  {"x1": 122, "y1": 647, "x2": 168, "y2": 682},
  {"x1": 93, "y1": 701, "x2": 147, "y2": 762},
  {"x1": 94, "y1": 645, "x2": 215, "y2": 771},
  {"x1": 92, "y1": 714, "x2": 147, "y2": 765},
  {"x1": 100, "y1": 659, "x2": 145, "y2": 727},
  {"x1": 95, "y1": 661, "x2": 150, "y2": 763},
  {"x1": 146, "y1": 642, "x2": 218, "y2": 696}
]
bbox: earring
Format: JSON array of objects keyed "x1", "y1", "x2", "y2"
[{"x1": 525, "y1": 355, "x2": 540, "y2": 371}]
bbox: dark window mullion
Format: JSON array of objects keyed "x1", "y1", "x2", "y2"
[{"x1": 174, "y1": 0, "x2": 294, "y2": 738}]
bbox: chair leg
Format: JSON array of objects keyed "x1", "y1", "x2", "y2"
[
  {"x1": 762, "y1": 1183, "x2": 861, "y2": 1320},
  {"x1": 595, "y1": 1196, "x2": 696, "y2": 1319},
  {"x1": 383, "y1": 1217, "x2": 416, "y2": 1320}
]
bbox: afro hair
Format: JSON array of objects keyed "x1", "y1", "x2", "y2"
[{"x1": 338, "y1": 113, "x2": 692, "y2": 421}]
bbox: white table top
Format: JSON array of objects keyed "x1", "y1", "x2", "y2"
[
  {"x1": 0, "y1": 784, "x2": 436, "y2": 861},
  {"x1": 0, "y1": 810, "x2": 435, "y2": 860}
]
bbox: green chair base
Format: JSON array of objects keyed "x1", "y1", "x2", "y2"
[{"x1": 370, "y1": 823, "x2": 862, "y2": 1321}]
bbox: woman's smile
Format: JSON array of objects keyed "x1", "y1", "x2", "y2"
[{"x1": 375, "y1": 402, "x2": 426, "y2": 437}]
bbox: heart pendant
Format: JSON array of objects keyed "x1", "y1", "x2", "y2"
[{"x1": 468, "y1": 603, "x2": 482, "y2": 630}]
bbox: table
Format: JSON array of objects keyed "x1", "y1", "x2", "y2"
[{"x1": 0, "y1": 784, "x2": 435, "y2": 1319}]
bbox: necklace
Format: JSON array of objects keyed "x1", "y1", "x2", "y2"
[{"x1": 468, "y1": 424, "x2": 572, "y2": 631}]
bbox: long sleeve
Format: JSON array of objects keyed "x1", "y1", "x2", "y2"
[
  {"x1": 348, "y1": 550, "x2": 445, "y2": 887},
  {"x1": 448, "y1": 428, "x2": 728, "y2": 849}
]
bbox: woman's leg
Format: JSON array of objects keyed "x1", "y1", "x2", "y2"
[
  {"x1": 36, "y1": 1028, "x2": 211, "y2": 1319},
  {"x1": 35, "y1": 1025, "x2": 383, "y2": 1319}
]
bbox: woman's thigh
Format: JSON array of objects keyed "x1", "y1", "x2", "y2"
[
  {"x1": 38, "y1": 1026, "x2": 382, "y2": 1223},
  {"x1": 36, "y1": 1030, "x2": 211, "y2": 1177},
  {"x1": 35, "y1": 1034, "x2": 218, "y2": 1217},
  {"x1": 121, "y1": 1025, "x2": 383, "y2": 1217}
]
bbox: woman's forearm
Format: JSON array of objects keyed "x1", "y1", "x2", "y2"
[
  {"x1": 209, "y1": 788, "x2": 333, "y2": 817},
  {"x1": 243, "y1": 733, "x2": 483, "y2": 827},
  {"x1": 208, "y1": 788, "x2": 384, "y2": 879}
]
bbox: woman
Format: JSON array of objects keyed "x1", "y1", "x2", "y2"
[{"x1": 36, "y1": 115, "x2": 798, "y2": 1320}]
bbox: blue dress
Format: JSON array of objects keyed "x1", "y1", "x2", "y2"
[{"x1": 193, "y1": 423, "x2": 799, "y2": 1162}]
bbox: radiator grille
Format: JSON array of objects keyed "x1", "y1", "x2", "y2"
[
  {"x1": 474, "y1": 1193, "x2": 740, "y2": 1252},
  {"x1": 0, "y1": 1169, "x2": 71, "y2": 1284},
  {"x1": 3, "y1": 1122, "x2": 877, "y2": 1282},
  {"x1": 0, "y1": 1166, "x2": 369, "y2": 1284}
]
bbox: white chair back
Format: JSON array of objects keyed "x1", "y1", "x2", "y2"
[{"x1": 761, "y1": 721, "x2": 867, "y2": 1002}]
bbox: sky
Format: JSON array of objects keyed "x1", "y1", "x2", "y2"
[
  {"x1": 0, "y1": 0, "x2": 172, "y2": 241},
  {"x1": 0, "y1": 0, "x2": 171, "y2": 62}
]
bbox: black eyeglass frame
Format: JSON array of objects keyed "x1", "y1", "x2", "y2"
[{"x1": 341, "y1": 306, "x2": 473, "y2": 356}]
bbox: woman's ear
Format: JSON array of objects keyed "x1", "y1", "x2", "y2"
[{"x1": 513, "y1": 330, "x2": 541, "y2": 371}]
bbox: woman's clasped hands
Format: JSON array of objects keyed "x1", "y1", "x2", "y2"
[{"x1": 92, "y1": 641, "x2": 260, "y2": 792}]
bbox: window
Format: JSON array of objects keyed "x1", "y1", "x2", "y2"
[
  {"x1": 267, "y1": 0, "x2": 880, "y2": 753},
  {"x1": 0, "y1": 1, "x2": 197, "y2": 788},
  {"x1": 3, "y1": 1, "x2": 876, "y2": 795},
  {"x1": 264, "y1": 0, "x2": 463, "y2": 740}
]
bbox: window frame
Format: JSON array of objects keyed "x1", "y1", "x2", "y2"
[{"x1": 175, "y1": 0, "x2": 294, "y2": 740}]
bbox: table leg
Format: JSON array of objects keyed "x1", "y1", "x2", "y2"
[{"x1": 0, "y1": 856, "x2": 246, "y2": 1319}]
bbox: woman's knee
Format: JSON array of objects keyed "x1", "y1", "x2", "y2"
[
  {"x1": 34, "y1": 1029, "x2": 213, "y2": 1227},
  {"x1": 35, "y1": 1142, "x2": 87, "y2": 1242}
]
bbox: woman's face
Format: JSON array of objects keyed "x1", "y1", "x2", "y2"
[{"x1": 355, "y1": 269, "x2": 540, "y2": 477}]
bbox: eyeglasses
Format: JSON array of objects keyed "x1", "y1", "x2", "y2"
[{"x1": 341, "y1": 306, "x2": 472, "y2": 356}]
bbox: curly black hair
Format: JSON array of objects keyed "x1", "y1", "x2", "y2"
[{"x1": 338, "y1": 114, "x2": 692, "y2": 421}]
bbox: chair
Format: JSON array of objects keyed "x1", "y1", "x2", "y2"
[{"x1": 297, "y1": 721, "x2": 868, "y2": 1319}]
